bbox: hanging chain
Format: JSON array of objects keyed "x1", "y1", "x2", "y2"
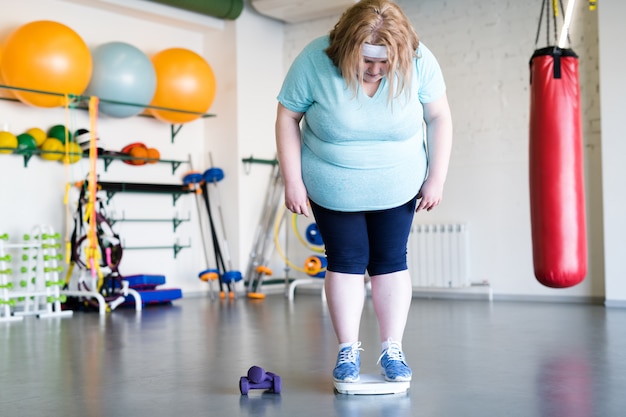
[{"x1": 534, "y1": 0, "x2": 575, "y2": 49}]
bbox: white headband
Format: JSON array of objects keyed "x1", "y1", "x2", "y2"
[{"x1": 362, "y1": 43, "x2": 388, "y2": 59}]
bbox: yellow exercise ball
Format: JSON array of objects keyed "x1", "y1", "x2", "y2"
[
  {"x1": 148, "y1": 48, "x2": 216, "y2": 124},
  {"x1": 62, "y1": 141, "x2": 83, "y2": 164},
  {"x1": 25, "y1": 127, "x2": 47, "y2": 147},
  {"x1": 0, "y1": 131, "x2": 18, "y2": 154},
  {"x1": 1, "y1": 20, "x2": 92, "y2": 108},
  {"x1": 39, "y1": 138, "x2": 64, "y2": 161}
]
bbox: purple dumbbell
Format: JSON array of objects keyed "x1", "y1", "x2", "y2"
[{"x1": 239, "y1": 366, "x2": 282, "y2": 395}]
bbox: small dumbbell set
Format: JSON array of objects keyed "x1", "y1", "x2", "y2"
[{"x1": 239, "y1": 366, "x2": 281, "y2": 395}]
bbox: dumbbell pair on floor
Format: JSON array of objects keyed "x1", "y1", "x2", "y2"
[{"x1": 239, "y1": 366, "x2": 281, "y2": 395}]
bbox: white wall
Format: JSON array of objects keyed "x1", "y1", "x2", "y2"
[
  {"x1": 233, "y1": 8, "x2": 285, "y2": 287},
  {"x1": 0, "y1": 0, "x2": 224, "y2": 296},
  {"x1": 0, "y1": 0, "x2": 287, "y2": 299},
  {"x1": 281, "y1": 0, "x2": 603, "y2": 301},
  {"x1": 0, "y1": 0, "x2": 615, "y2": 302},
  {"x1": 406, "y1": 0, "x2": 601, "y2": 300},
  {"x1": 598, "y1": 1, "x2": 626, "y2": 307}
]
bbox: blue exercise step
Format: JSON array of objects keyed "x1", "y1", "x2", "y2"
[
  {"x1": 124, "y1": 274, "x2": 166, "y2": 290},
  {"x1": 124, "y1": 288, "x2": 183, "y2": 306}
]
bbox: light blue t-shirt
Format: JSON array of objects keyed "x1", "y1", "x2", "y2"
[{"x1": 277, "y1": 35, "x2": 446, "y2": 211}]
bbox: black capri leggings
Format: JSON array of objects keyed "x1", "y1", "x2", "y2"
[{"x1": 309, "y1": 196, "x2": 417, "y2": 276}]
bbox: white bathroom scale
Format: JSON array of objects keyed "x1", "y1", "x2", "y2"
[{"x1": 334, "y1": 374, "x2": 410, "y2": 395}]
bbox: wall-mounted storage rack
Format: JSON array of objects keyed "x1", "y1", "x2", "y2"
[
  {"x1": 0, "y1": 147, "x2": 189, "y2": 174},
  {"x1": 97, "y1": 181, "x2": 192, "y2": 205},
  {"x1": 123, "y1": 240, "x2": 191, "y2": 259},
  {"x1": 0, "y1": 84, "x2": 216, "y2": 143},
  {"x1": 109, "y1": 212, "x2": 191, "y2": 232}
]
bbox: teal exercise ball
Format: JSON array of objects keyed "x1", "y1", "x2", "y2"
[{"x1": 85, "y1": 41, "x2": 156, "y2": 118}]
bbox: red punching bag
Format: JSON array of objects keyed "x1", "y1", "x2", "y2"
[{"x1": 529, "y1": 46, "x2": 587, "y2": 288}]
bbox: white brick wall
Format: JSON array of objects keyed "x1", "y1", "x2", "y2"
[{"x1": 280, "y1": 1, "x2": 601, "y2": 298}]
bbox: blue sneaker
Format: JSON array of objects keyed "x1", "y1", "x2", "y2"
[
  {"x1": 378, "y1": 340, "x2": 412, "y2": 382},
  {"x1": 333, "y1": 342, "x2": 363, "y2": 382}
]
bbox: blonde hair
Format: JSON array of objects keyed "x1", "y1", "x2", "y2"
[{"x1": 326, "y1": 0, "x2": 419, "y2": 102}]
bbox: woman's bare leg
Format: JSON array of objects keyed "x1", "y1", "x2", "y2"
[
  {"x1": 324, "y1": 270, "x2": 366, "y2": 343},
  {"x1": 369, "y1": 269, "x2": 413, "y2": 343}
]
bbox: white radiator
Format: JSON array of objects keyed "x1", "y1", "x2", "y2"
[{"x1": 407, "y1": 223, "x2": 469, "y2": 288}]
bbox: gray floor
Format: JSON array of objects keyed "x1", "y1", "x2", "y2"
[{"x1": 2, "y1": 291, "x2": 626, "y2": 417}]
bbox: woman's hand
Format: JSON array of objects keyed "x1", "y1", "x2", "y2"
[
  {"x1": 416, "y1": 177, "x2": 444, "y2": 212},
  {"x1": 284, "y1": 180, "x2": 310, "y2": 217}
]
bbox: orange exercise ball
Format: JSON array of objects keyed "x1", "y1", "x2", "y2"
[
  {"x1": 148, "y1": 48, "x2": 216, "y2": 124},
  {"x1": 146, "y1": 147, "x2": 160, "y2": 163},
  {"x1": 1, "y1": 20, "x2": 92, "y2": 108},
  {"x1": 0, "y1": 44, "x2": 15, "y2": 99}
]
